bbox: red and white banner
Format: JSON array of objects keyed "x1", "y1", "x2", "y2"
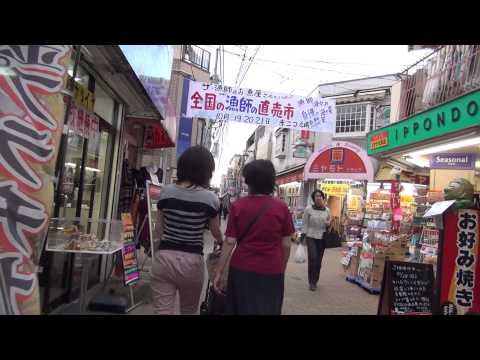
[
  {"x1": 67, "y1": 101, "x2": 99, "y2": 140},
  {"x1": 0, "y1": 45, "x2": 71, "y2": 314},
  {"x1": 441, "y1": 209, "x2": 480, "y2": 315},
  {"x1": 186, "y1": 80, "x2": 336, "y2": 133}
]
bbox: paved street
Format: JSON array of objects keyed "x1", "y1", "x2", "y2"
[
  {"x1": 62, "y1": 219, "x2": 377, "y2": 315},
  {"x1": 124, "y1": 219, "x2": 378, "y2": 315}
]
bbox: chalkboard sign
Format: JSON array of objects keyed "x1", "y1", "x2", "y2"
[{"x1": 378, "y1": 261, "x2": 434, "y2": 315}]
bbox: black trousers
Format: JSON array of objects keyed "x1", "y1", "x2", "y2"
[
  {"x1": 225, "y1": 267, "x2": 284, "y2": 315},
  {"x1": 306, "y1": 236, "x2": 326, "y2": 285}
]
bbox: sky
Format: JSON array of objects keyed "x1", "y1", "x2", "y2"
[{"x1": 199, "y1": 45, "x2": 433, "y2": 187}]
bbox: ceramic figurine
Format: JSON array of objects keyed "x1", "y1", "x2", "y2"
[{"x1": 444, "y1": 178, "x2": 475, "y2": 212}]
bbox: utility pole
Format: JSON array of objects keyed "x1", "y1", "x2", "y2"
[{"x1": 204, "y1": 46, "x2": 221, "y2": 151}]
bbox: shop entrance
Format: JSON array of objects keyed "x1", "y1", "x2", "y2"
[{"x1": 39, "y1": 116, "x2": 116, "y2": 313}]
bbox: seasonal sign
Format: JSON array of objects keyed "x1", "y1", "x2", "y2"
[
  {"x1": 440, "y1": 209, "x2": 480, "y2": 315},
  {"x1": 378, "y1": 261, "x2": 435, "y2": 315},
  {"x1": 186, "y1": 80, "x2": 336, "y2": 133},
  {"x1": 0, "y1": 45, "x2": 71, "y2": 314},
  {"x1": 430, "y1": 153, "x2": 476, "y2": 170},
  {"x1": 367, "y1": 89, "x2": 480, "y2": 155}
]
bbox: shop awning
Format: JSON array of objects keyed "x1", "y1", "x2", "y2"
[
  {"x1": 127, "y1": 116, "x2": 175, "y2": 148},
  {"x1": 276, "y1": 165, "x2": 304, "y2": 185},
  {"x1": 82, "y1": 46, "x2": 177, "y2": 147}
]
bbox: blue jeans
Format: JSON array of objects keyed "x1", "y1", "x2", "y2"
[{"x1": 306, "y1": 236, "x2": 326, "y2": 286}]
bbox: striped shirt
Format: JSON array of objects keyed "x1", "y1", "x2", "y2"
[{"x1": 157, "y1": 184, "x2": 219, "y2": 255}]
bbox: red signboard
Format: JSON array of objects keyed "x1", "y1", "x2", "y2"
[
  {"x1": 309, "y1": 147, "x2": 366, "y2": 174},
  {"x1": 276, "y1": 170, "x2": 303, "y2": 185},
  {"x1": 370, "y1": 131, "x2": 388, "y2": 150},
  {"x1": 304, "y1": 141, "x2": 374, "y2": 182},
  {"x1": 440, "y1": 209, "x2": 480, "y2": 315}
]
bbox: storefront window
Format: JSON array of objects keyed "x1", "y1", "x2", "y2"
[{"x1": 40, "y1": 62, "x2": 120, "y2": 312}]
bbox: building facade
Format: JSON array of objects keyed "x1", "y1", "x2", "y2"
[
  {"x1": 368, "y1": 45, "x2": 480, "y2": 192},
  {"x1": 28, "y1": 45, "x2": 176, "y2": 313},
  {"x1": 147, "y1": 45, "x2": 213, "y2": 185}
]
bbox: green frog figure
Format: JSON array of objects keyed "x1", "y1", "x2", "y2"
[{"x1": 443, "y1": 178, "x2": 475, "y2": 212}]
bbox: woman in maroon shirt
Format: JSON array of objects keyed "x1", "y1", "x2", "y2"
[{"x1": 213, "y1": 160, "x2": 295, "y2": 315}]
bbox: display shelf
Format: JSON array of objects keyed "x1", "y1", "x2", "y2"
[{"x1": 46, "y1": 217, "x2": 123, "y2": 254}]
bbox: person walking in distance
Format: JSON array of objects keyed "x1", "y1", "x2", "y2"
[
  {"x1": 222, "y1": 194, "x2": 230, "y2": 221},
  {"x1": 302, "y1": 190, "x2": 331, "y2": 291},
  {"x1": 213, "y1": 160, "x2": 295, "y2": 315},
  {"x1": 151, "y1": 146, "x2": 223, "y2": 315}
]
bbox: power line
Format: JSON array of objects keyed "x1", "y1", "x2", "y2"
[
  {"x1": 219, "y1": 46, "x2": 404, "y2": 82},
  {"x1": 234, "y1": 46, "x2": 248, "y2": 87},
  {"x1": 238, "y1": 45, "x2": 261, "y2": 88}
]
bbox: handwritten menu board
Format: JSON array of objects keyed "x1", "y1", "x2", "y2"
[{"x1": 378, "y1": 261, "x2": 434, "y2": 315}]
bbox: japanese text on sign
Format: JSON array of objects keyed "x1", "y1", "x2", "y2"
[
  {"x1": 455, "y1": 210, "x2": 478, "y2": 312},
  {"x1": 0, "y1": 45, "x2": 71, "y2": 314},
  {"x1": 390, "y1": 263, "x2": 434, "y2": 315},
  {"x1": 186, "y1": 81, "x2": 336, "y2": 133}
]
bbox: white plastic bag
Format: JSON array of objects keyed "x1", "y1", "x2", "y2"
[{"x1": 294, "y1": 244, "x2": 307, "y2": 263}]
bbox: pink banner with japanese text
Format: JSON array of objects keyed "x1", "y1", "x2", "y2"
[
  {"x1": 0, "y1": 45, "x2": 71, "y2": 314},
  {"x1": 185, "y1": 80, "x2": 336, "y2": 133}
]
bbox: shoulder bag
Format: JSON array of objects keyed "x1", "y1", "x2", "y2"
[
  {"x1": 323, "y1": 226, "x2": 341, "y2": 249},
  {"x1": 206, "y1": 197, "x2": 274, "y2": 280}
]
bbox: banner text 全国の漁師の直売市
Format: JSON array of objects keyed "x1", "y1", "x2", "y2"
[{"x1": 185, "y1": 81, "x2": 336, "y2": 133}]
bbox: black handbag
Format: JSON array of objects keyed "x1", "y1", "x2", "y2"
[{"x1": 323, "y1": 227, "x2": 341, "y2": 249}]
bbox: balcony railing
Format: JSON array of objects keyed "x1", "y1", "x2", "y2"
[
  {"x1": 182, "y1": 45, "x2": 211, "y2": 71},
  {"x1": 399, "y1": 45, "x2": 480, "y2": 120}
]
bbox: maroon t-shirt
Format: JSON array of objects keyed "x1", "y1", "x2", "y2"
[{"x1": 225, "y1": 196, "x2": 295, "y2": 274}]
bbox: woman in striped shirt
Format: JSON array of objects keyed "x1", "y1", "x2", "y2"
[{"x1": 151, "y1": 146, "x2": 223, "y2": 315}]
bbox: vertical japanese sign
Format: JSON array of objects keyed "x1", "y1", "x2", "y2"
[
  {"x1": 0, "y1": 45, "x2": 71, "y2": 314},
  {"x1": 441, "y1": 209, "x2": 480, "y2": 315},
  {"x1": 177, "y1": 78, "x2": 193, "y2": 159},
  {"x1": 186, "y1": 81, "x2": 336, "y2": 133}
]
